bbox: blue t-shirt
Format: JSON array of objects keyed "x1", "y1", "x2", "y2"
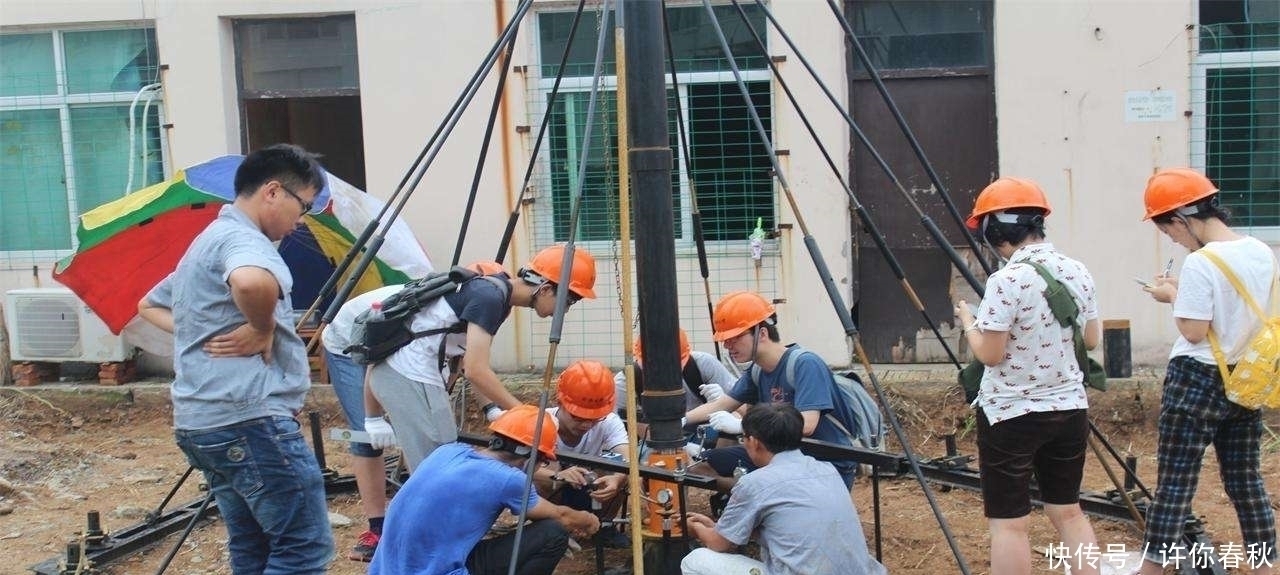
[
  {"x1": 443, "y1": 272, "x2": 512, "y2": 336},
  {"x1": 728, "y1": 346, "x2": 859, "y2": 472},
  {"x1": 371, "y1": 443, "x2": 538, "y2": 575}
]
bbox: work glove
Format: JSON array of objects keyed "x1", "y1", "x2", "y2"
[
  {"x1": 698, "y1": 383, "x2": 725, "y2": 402},
  {"x1": 363, "y1": 416, "x2": 398, "y2": 449},
  {"x1": 484, "y1": 403, "x2": 506, "y2": 422},
  {"x1": 708, "y1": 410, "x2": 742, "y2": 435},
  {"x1": 683, "y1": 442, "x2": 704, "y2": 460}
]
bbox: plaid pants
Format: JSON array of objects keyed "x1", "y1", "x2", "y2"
[{"x1": 1143, "y1": 356, "x2": 1276, "y2": 565}]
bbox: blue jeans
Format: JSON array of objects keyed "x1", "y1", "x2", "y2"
[
  {"x1": 175, "y1": 416, "x2": 334, "y2": 574},
  {"x1": 325, "y1": 350, "x2": 381, "y2": 457}
]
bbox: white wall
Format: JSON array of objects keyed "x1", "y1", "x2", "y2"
[
  {"x1": 993, "y1": 0, "x2": 1196, "y2": 364},
  {"x1": 4, "y1": 0, "x2": 1210, "y2": 371}
]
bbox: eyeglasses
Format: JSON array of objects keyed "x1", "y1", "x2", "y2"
[
  {"x1": 540, "y1": 285, "x2": 582, "y2": 306},
  {"x1": 277, "y1": 181, "x2": 313, "y2": 214}
]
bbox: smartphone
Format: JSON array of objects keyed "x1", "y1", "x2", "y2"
[{"x1": 1133, "y1": 277, "x2": 1154, "y2": 289}]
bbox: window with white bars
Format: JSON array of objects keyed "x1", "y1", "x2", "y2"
[{"x1": 0, "y1": 27, "x2": 165, "y2": 263}]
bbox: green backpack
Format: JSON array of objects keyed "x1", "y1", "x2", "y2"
[{"x1": 959, "y1": 260, "x2": 1106, "y2": 403}]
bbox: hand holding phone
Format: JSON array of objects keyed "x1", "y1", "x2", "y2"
[{"x1": 1133, "y1": 277, "x2": 1154, "y2": 289}]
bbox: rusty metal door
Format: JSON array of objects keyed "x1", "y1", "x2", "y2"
[{"x1": 844, "y1": 0, "x2": 996, "y2": 363}]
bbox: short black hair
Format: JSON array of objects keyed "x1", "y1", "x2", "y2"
[
  {"x1": 234, "y1": 143, "x2": 325, "y2": 198},
  {"x1": 758, "y1": 315, "x2": 780, "y2": 342},
  {"x1": 981, "y1": 207, "x2": 1047, "y2": 247},
  {"x1": 1151, "y1": 195, "x2": 1232, "y2": 226},
  {"x1": 741, "y1": 404, "x2": 803, "y2": 454}
]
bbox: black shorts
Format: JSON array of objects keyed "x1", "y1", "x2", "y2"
[{"x1": 977, "y1": 408, "x2": 1089, "y2": 519}]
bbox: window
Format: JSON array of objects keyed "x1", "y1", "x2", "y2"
[
  {"x1": 535, "y1": 5, "x2": 773, "y2": 245},
  {"x1": 1193, "y1": 1, "x2": 1279, "y2": 229},
  {"x1": 849, "y1": 0, "x2": 990, "y2": 72},
  {"x1": 0, "y1": 27, "x2": 163, "y2": 258}
]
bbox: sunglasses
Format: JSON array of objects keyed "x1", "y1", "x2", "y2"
[{"x1": 277, "y1": 181, "x2": 314, "y2": 214}]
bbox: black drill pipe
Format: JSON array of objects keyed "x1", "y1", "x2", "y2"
[
  {"x1": 751, "y1": 0, "x2": 984, "y2": 296},
  {"x1": 453, "y1": 25, "x2": 520, "y2": 267},
  {"x1": 729, "y1": 0, "x2": 959, "y2": 367},
  {"x1": 702, "y1": 2, "x2": 971, "y2": 572},
  {"x1": 630, "y1": 0, "x2": 684, "y2": 452},
  {"x1": 494, "y1": 0, "x2": 589, "y2": 265},
  {"x1": 823, "y1": 0, "x2": 992, "y2": 276},
  {"x1": 660, "y1": 0, "x2": 723, "y2": 362},
  {"x1": 319, "y1": 0, "x2": 536, "y2": 325}
]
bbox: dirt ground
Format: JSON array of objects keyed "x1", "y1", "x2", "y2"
[{"x1": 3, "y1": 372, "x2": 1280, "y2": 575}]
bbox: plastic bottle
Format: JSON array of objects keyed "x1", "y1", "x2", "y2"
[{"x1": 749, "y1": 217, "x2": 766, "y2": 262}]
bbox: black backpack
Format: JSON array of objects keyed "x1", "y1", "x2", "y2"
[{"x1": 344, "y1": 266, "x2": 510, "y2": 366}]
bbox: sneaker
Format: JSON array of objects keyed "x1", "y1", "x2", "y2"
[{"x1": 347, "y1": 530, "x2": 379, "y2": 562}]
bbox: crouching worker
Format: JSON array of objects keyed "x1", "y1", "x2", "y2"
[
  {"x1": 530, "y1": 360, "x2": 630, "y2": 544},
  {"x1": 371, "y1": 405, "x2": 600, "y2": 575},
  {"x1": 682, "y1": 404, "x2": 886, "y2": 575}
]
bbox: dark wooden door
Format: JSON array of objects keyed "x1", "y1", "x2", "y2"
[{"x1": 844, "y1": 0, "x2": 996, "y2": 362}]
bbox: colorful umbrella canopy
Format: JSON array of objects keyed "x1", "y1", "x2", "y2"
[{"x1": 53, "y1": 155, "x2": 433, "y2": 337}]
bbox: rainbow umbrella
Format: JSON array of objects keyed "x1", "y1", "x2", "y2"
[{"x1": 53, "y1": 155, "x2": 432, "y2": 338}]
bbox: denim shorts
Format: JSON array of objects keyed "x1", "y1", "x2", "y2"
[
  {"x1": 175, "y1": 416, "x2": 334, "y2": 574},
  {"x1": 325, "y1": 350, "x2": 382, "y2": 458}
]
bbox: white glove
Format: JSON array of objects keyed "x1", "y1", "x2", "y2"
[
  {"x1": 683, "y1": 442, "x2": 704, "y2": 460},
  {"x1": 708, "y1": 410, "x2": 743, "y2": 435},
  {"x1": 484, "y1": 405, "x2": 507, "y2": 422},
  {"x1": 363, "y1": 416, "x2": 398, "y2": 449},
  {"x1": 698, "y1": 383, "x2": 725, "y2": 402}
]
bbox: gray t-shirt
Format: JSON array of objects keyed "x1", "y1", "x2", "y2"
[
  {"x1": 716, "y1": 450, "x2": 886, "y2": 575},
  {"x1": 147, "y1": 205, "x2": 310, "y2": 430}
]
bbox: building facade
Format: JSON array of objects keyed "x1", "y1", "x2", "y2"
[{"x1": 1, "y1": 0, "x2": 1275, "y2": 371}]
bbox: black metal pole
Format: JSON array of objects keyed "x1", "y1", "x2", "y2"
[
  {"x1": 454, "y1": 27, "x2": 520, "y2": 267},
  {"x1": 824, "y1": 0, "x2": 992, "y2": 276},
  {"x1": 750, "y1": 0, "x2": 984, "y2": 295},
  {"x1": 729, "y1": 0, "x2": 960, "y2": 368},
  {"x1": 320, "y1": 0, "x2": 536, "y2": 325},
  {"x1": 660, "y1": 0, "x2": 723, "y2": 363},
  {"x1": 629, "y1": 0, "x2": 683, "y2": 453},
  {"x1": 494, "y1": 0, "x2": 589, "y2": 265},
  {"x1": 700, "y1": 2, "x2": 971, "y2": 572}
]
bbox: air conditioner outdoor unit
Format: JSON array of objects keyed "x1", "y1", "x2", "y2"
[{"x1": 4, "y1": 287, "x2": 134, "y2": 363}]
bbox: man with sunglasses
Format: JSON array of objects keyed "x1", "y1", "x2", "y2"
[
  {"x1": 364, "y1": 245, "x2": 598, "y2": 475},
  {"x1": 137, "y1": 144, "x2": 333, "y2": 574}
]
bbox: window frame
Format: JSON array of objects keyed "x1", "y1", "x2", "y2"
[
  {"x1": 529, "y1": 11, "x2": 775, "y2": 255},
  {"x1": 1190, "y1": 47, "x2": 1280, "y2": 240},
  {"x1": 0, "y1": 23, "x2": 168, "y2": 266}
]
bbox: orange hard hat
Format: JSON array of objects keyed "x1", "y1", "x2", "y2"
[
  {"x1": 525, "y1": 245, "x2": 597, "y2": 299},
  {"x1": 556, "y1": 360, "x2": 616, "y2": 420},
  {"x1": 965, "y1": 177, "x2": 1052, "y2": 231},
  {"x1": 466, "y1": 260, "x2": 506, "y2": 275},
  {"x1": 1142, "y1": 168, "x2": 1218, "y2": 221},
  {"x1": 633, "y1": 328, "x2": 692, "y2": 368},
  {"x1": 712, "y1": 291, "x2": 775, "y2": 342},
  {"x1": 489, "y1": 405, "x2": 558, "y2": 461}
]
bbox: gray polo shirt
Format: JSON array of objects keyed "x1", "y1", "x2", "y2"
[
  {"x1": 717, "y1": 449, "x2": 886, "y2": 575},
  {"x1": 147, "y1": 205, "x2": 310, "y2": 430}
]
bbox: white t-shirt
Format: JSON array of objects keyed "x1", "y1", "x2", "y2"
[
  {"x1": 1171, "y1": 236, "x2": 1277, "y2": 365},
  {"x1": 973, "y1": 243, "x2": 1098, "y2": 424},
  {"x1": 320, "y1": 285, "x2": 405, "y2": 356},
  {"x1": 613, "y1": 351, "x2": 737, "y2": 413},
  {"x1": 547, "y1": 408, "x2": 628, "y2": 456}
]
